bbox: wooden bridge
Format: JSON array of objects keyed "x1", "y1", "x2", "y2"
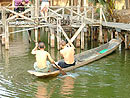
[{"x1": 0, "y1": 1, "x2": 130, "y2": 50}]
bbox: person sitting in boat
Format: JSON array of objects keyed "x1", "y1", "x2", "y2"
[
  {"x1": 58, "y1": 40, "x2": 76, "y2": 68},
  {"x1": 31, "y1": 42, "x2": 55, "y2": 72}
]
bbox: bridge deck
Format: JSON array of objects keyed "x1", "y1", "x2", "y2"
[{"x1": 102, "y1": 21, "x2": 130, "y2": 31}]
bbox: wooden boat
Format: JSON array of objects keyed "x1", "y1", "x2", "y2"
[{"x1": 28, "y1": 39, "x2": 121, "y2": 78}]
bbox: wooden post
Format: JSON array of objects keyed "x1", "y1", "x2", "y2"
[
  {"x1": 35, "y1": 29, "x2": 38, "y2": 43},
  {"x1": 115, "y1": 31, "x2": 119, "y2": 39},
  {"x1": 28, "y1": 30, "x2": 32, "y2": 43},
  {"x1": 93, "y1": 27, "x2": 98, "y2": 40},
  {"x1": 50, "y1": 0, "x2": 53, "y2": 6},
  {"x1": 91, "y1": 26, "x2": 93, "y2": 41},
  {"x1": 84, "y1": 0, "x2": 87, "y2": 17},
  {"x1": 34, "y1": 0, "x2": 39, "y2": 42},
  {"x1": 84, "y1": 27, "x2": 87, "y2": 38},
  {"x1": 111, "y1": 31, "x2": 114, "y2": 39},
  {"x1": 5, "y1": 21, "x2": 9, "y2": 50},
  {"x1": 81, "y1": 30, "x2": 84, "y2": 49},
  {"x1": 104, "y1": 29, "x2": 108, "y2": 43},
  {"x1": 57, "y1": 19, "x2": 60, "y2": 50},
  {"x1": 125, "y1": 34, "x2": 128, "y2": 49},
  {"x1": 1, "y1": 34, "x2": 5, "y2": 45},
  {"x1": 48, "y1": 29, "x2": 50, "y2": 44},
  {"x1": 2, "y1": 6, "x2": 9, "y2": 49},
  {"x1": 76, "y1": 34, "x2": 80, "y2": 48},
  {"x1": 70, "y1": 0, "x2": 73, "y2": 24},
  {"x1": 77, "y1": 0, "x2": 81, "y2": 20},
  {"x1": 1, "y1": 7, "x2": 6, "y2": 45},
  {"x1": 92, "y1": 7, "x2": 94, "y2": 22},
  {"x1": 50, "y1": 28, "x2": 55, "y2": 47},
  {"x1": 99, "y1": 7, "x2": 103, "y2": 43}
]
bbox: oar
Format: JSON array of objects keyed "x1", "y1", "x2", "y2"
[{"x1": 54, "y1": 62, "x2": 67, "y2": 75}]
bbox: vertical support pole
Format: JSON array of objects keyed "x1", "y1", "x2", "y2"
[
  {"x1": 115, "y1": 31, "x2": 119, "y2": 39},
  {"x1": 77, "y1": 0, "x2": 81, "y2": 20},
  {"x1": 57, "y1": 19, "x2": 60, "y2": 50},
  {"x1": 84, "y1": 0, "x2": 87, "y2": 17},
  {"x1": 111, "y1": 30, "x2": 114, "y2": 39},
  {"x1": 94, "y1": 27, "x2": 98, "y2": 40},
  {"x1": 81, "y1": 30, "x2": 84, "y2": 49},
  {"x1": 28, "y1": 30, "x2": 32, "y2": 43},
  {"x1": 34, "y1": 0, "x2": 39, "y2": 43},
  {"x1": 50, "y1": 28, "x2": 55, "y2": 47},
  {"x1": 99, "y1": 7, "x2": 103, "y2": 43},
  {"x1": 76, "y1": 34, "x2": 80, "y2": 48},
  {"x1": 125, "y1": 34, "x2": 128, "y2": 49},
  {"x1": 50, "y1": 0, "x2": 53, "y2": 6},
  {"x1": 84, "y1": 27, "x2": 87, "y2": 38},
  {"x1": 70, "y1": 0, "x2": 73, "y2": 25},
  {"x1": 104, "y1": 29, "x2": 108, "y2": 43},
  {"x1": 5, "y1": 21, "x2": 9, "y2": 50},
  {"x1": 35, "y1": 28, "x2": 38, "y2": 42},
  {"x1": 1, "y1": 33, "x2": 5, "y2": 45},
  {"x1": 2, "y1": 7, "x2": 5, "y2": 45},
  {"x1": 48, "y1": 28, "x2": 50, "y2": 44},
  {"x1": 38, "y1": 28, "x2": 40, "y2": 41},
  {"x1": 92, "y1": 7, "x2": 94, "y2": 22},
  {"x1": 91, "y1": 26, "x2": 93, "y2": 41}
]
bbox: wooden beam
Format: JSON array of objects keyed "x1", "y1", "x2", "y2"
[
  {"x1": 48, "y1": 8, "x2": 63, "y2": 18},
  {"x1": 71, "y1": 23, "x2": 85, "y2": 42},
  {"x1": 7, "y1": 8, "x2": 32, "y2": 21},
  {"x1": 48, "y1": 8, "x2": 63, "y2": 17},
  {"x1": 66, "y1": 8, "x2": 93, "y2": 23},
  {"x1": 4, "y1": 7, "x2": 34, "y2": 21},
  {"x1": 58, "y1": 25, "x2": 75, "y2": 48}
]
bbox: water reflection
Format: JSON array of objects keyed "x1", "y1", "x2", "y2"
[
  {"x1": 35, "y1": 81, "x2": 48, "y2": 98},
  {"x1": 60, "y1": 76, "x2": 74, "y2": 97},
  {"x1": 5, "y1": 50, "x2": 9, "y2": 66}
]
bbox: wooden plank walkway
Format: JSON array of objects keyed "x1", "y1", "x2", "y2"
[{"x1": 102, "y1": 21, "x2": 130, "y2": 31}]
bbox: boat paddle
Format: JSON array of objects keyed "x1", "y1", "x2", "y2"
[{"x1": 54, "y1": 62, "x2": 67, "y2": 75}]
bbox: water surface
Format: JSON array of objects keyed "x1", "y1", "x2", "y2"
[{"x1": 0, "y1": 31, "x2": 130, "y2": 98}]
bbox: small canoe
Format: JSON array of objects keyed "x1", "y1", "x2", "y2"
[{"x1": 28, "y1": 39, "x2": 121, "y2": 78}]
